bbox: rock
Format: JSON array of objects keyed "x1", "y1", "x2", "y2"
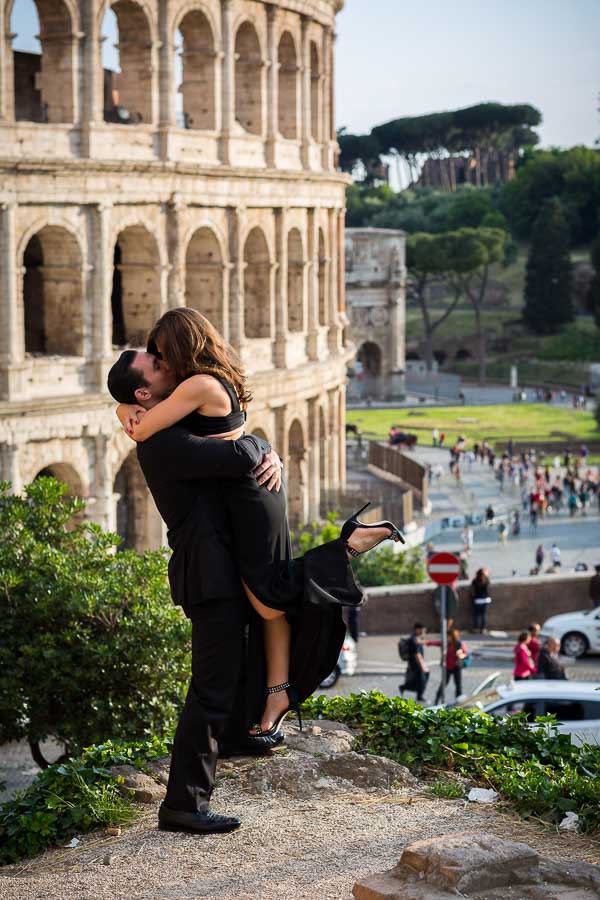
[
  {"x1": 320, "y1": 752, "x2": 415, "y2": 792},
  {"x1": 284, "y1": 719, "x2": 356, "y2": 755},
  {"x1": 110, "y1": 764, "x2": 166, "y2": 804},
  {"x1": 352, "y1": 832, "x2": 600, "y2": 898},
  {"x1": 144, "y1": 757, "x2": 171, "y2": 786}
]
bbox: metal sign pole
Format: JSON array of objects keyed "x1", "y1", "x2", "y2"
[{"x1": 440, "y1": 584, "x2": 447, "y2": 705}]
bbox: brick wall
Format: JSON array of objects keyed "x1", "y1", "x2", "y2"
[{"x1": 360, "y1": 573, "x2": 593, "y2": 634}]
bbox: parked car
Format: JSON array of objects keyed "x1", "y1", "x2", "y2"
[
  {"x1": 319, "y1": 634, "x2": 358, "y2": 689},
  {"x1": 453, "y1": 680, "x2": 600, "y2": 746},
  {"x1": 541, "y1": 608, "x2": 600, "y2": 658}
]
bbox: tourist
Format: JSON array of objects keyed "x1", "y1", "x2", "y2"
[
  {"x1": 439, "y1": 431, "x2": 446, "y2": 447},
  {"x1": 432, "y1": 427, "x2": 439, "y2": 447},
  {"x1": 514, "y1": 632, "x2": 537, "y2": 681},
  {"x1": 498, "y1": 521, "x2": 508, "y2": 546},
  {"x1": 536, "y1": 637, "x2": 567, "y2": 680},
  {"x1": 461, "y1": 525, "x2": 474, "y2": 554},
  {"x1": 470, "y1": 567, "x2": 492, "y2": 634},
  {"x1": 512, "y1": 510, "x2": 521, "y2": 537},
  {"x1": 550, "y1": 543, "x2": 562, "y2": 568},
  {"x1": 399, "y1": 623, "x2": 429, "y2": 703},
  {"x1": 485, "y1": 504, "x2": 494, "y2": 526},
  {"x1": 589, "y1": 565, "x2": 600, "y2": 608},
  {"x1": 429, "y1": 628, "x2": 469, "y2": 704},
  {"x1": 528, "y1": 623, "x2": 541, "y2": 665},
  {"x1": 535, "y1": 544, "x2": 545, "y2": 570}
]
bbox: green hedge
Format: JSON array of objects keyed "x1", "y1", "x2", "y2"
[{"x1": 302, "y1": 692, "x2": 600, "y2": 832}]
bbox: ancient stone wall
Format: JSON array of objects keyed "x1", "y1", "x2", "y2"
[
  {"x1": 345, "y1": 227, "x2": 406, "y2": 402},
  {"x1": 0, "y1": 0, "x2": 350, "y2": 549}
]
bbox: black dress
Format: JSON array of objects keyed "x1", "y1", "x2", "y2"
[{"x1": 175, "y1": 376, "x2": 363, "y2": 715}]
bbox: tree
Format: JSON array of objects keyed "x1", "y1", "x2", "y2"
[
  {"x1": 589, "y1": 234, "x2": 600, "y2": 329},
  {"x1": 451, "y1": 228, "x2": 508, "y2": 384},
  {"x1": 523, "y1": 199, "x2": 574, "y2": 335},
  {"x1": 0, "y1": 478, "x2": 190, "y2": 766}
]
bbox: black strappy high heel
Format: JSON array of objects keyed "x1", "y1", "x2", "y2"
[
  {"x1": 250, "y1": 682, "x2": 303, "y2": 738},
  {"x1": 340, "y1": 501, "x2": 405, "y2": 557}
]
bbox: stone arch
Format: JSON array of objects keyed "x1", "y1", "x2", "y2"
[
  {"x1": 287, "y1": 418, "x2": 307, "y2": 524},
  {"x1": 287, "y1": 228, "x2": 304, "y2": 333},
  {"x1": 185, "y1": 226, "x2": 224, "y2": 332},
  {"x1": 277, "y1": 30, "x2": 297, "y2": 139},
  {"x1": 21, "y1": 225, "x2": 84, "y2": 356},
  {"x1": 175, "y1": 8, "x2": 216, "y2": 130},
  {"x1": 309, "y1": 40, "x2": 321, "y2": 141},
  {"x1": 35, "y1": 461, "x2": 85, "y2": 526},
  {"x1": 251, "y1": 427, "x2": 268, "y2": 442},
  {"x1": 111, "y1": 225, "x2": 161, "y2": 347},
  {"x1": 102, "y1": 0, "x2": 153, "y2": 124},
  {"x1": 318, "y1": 228, "x2": 327, "y2": 326},
  {"x1": 455, "y1": 348, "x2": 471, "y2": 360},
  {"x1": 113, "y1": 449, "x2": 156, "y2": 552},
  {"x1": 10, "y1": 0, "x2": 76, "y2": 123},
  {"x1": 234, "y1": 20, "x2": 263, "y2": 135},
  {"x1": 243, "y1": 227, "x2": 271, "y2": 339},
  {"x1": 357, "y1": 341, "x2": 383, "y2": 400}
]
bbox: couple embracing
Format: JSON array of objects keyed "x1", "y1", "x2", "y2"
[{"x1": 107, "y1": 308, "x2": 403, "y2": 836}]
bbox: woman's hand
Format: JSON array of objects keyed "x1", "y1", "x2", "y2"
[{"x1": 116, "y1": 403, "x2": 146, "y2": 437}]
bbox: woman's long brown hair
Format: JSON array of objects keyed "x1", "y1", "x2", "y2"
[{"x1": 147, "y1": 308, "x2": 252, "y2": 406}]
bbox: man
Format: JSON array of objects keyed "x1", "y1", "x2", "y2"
[
  {"x1": 550, "y1": 543, "x2": 562, "y2": 568},
  {"x1": 528, "y1": 623, "x2": 541, "y2": 666},
  {"x1": 589, "y1": 564, "x2": 600, "y2": 608},
  {"x1": 108, "y1": 350, "x2": 283, "y2": 837},
  {"x1": 536, "y1": 637, "x2": 567, "y2": 680},
  {"x1": 400, "y1": 623, "x2": 429, "y2": 703}
]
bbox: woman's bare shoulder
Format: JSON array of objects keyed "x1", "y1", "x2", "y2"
[{"x1": 177, "y1": 373, "x2": 224, "y2": 396}]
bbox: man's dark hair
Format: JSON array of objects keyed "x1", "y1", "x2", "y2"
[
  {"x1": 107, "y1": 350, "x2": 148, "y2": 403},
  {"x1": 413, "y1": 622, "x2": 424, "y2": 631}
]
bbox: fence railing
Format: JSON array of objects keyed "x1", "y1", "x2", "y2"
[{"x1": 368, "y1": 442, "x2": 428, "y2": 509}]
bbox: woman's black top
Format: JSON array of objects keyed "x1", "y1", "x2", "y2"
[
  {"x1": 188, "y1": 374, "x2": 246, "y2": 435},
  {"x1": 471, "y1": 577, "x2": 490, "y2": 599}
]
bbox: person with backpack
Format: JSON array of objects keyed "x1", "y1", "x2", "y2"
[
  {"x1": 399, "y1": 623, "x2": 429, "y2": 703},
  {"x1": 427, "y1": 628, "x2": 470, "y2": 704}
]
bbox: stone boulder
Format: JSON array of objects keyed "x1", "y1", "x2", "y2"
[
  {"x1": 353, "y1": 832, "x2": 600, "y2": 899},
  {"x1": 110, "y1": 764, "x2": 166, "y2": 804}
]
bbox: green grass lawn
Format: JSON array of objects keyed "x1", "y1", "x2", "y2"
[{"x1": 347, "y1": 404, "x2": 599, "y2": 447}]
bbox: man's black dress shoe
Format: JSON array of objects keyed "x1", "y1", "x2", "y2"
[{"x1": 158, "y1": 804, "x2": 241, "y2": 834}]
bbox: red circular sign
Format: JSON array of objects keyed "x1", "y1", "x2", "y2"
[{"x1": 427, "y1": 551, "x2": 461, "y2": 585}]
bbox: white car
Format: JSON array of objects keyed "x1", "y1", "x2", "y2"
[
  {"x1": 541, "y1": 608, "x2": 600, "y2": 658},
  {"x1": 455, "y1": 680, "x2": 600, "y2": 746},
  {"x1": 319, "y1": 634, "x2": 358, "y2": 689}
]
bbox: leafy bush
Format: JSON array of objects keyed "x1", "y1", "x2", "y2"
[
  {"x1": 0, "y1": 737, "x2": 170, "y2": 865},
  {"x1": 0, "y1": 479, "x2": 190, "y2": 766},
  {"x1": 302, "y1": 692, "x2": 600, "y2": 831},
  {"x1": 291, "y1": 513, "x2": 426, "y2": 587}
]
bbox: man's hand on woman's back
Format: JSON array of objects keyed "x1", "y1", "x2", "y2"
[{"x1": 253, "y1": 450, "x2": 282, "y2": 492}]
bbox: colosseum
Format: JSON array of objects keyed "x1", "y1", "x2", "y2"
[{"x1": 0, "y1": 0, "x2": 351, "y2": 549}]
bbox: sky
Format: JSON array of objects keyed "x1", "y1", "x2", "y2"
[{"x1": 10, "y1": 0, "x2": 600, "y2": 151}]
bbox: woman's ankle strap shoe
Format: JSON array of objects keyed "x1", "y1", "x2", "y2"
[{"x1": 340, "y1": 501, "x2": 405, "y2": 556}]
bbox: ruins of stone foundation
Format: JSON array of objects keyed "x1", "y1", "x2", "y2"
[{"x1": 0, "y1": 0, "x2": 351, "y2": 547}]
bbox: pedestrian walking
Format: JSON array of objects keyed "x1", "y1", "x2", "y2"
[
  {"x1": 535, "y1": 544, "x2": 545, "y2": 570},
  {"x1": 528, "y1": 623, "x2": 541, "y2": 665},
  {"x1": 512, "y1": 510, "x2": 521, "y2": 537},
  {"x1": 399, "y1": 623, "x2": 429, "y2": 703},
  {"x1": 589, "y1": 565, "x2": 600, "y2": 608},
  {"x1": 514, "y1": 632, "x2": 537, "y2": 681},
  {"x1": 432, "y1": 427, "x2": 439, "y2": 447},
  {"x1": 536, "y1": 637, "x2": 567, "y2": 680},
  {"x1": 550, "y1": 543, "x2": 562, "y2": 568},
  {"x1": 485, "y1": 505, "x2": 494, "y2": 526},
  {"x1": 428, "y1": 628, "x2": 469, "y2": 704},
  {"x1": 461, "y1": 525, "x2": 474, "y2": 554},
  {"x1": 470, "y1": 568, "x2": 492, "y2": 634},
  {"x1": 498, "y1": 521, "x2": 508, "y2": 546},
  {"x1": 529, "y1": 506, "x2": 538, "y2": 532}
]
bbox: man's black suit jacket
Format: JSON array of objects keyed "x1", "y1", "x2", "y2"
[{"x1": 136, "y1": 426, "x2": 270, "y2": 617}]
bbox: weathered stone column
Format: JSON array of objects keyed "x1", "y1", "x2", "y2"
[
  {"x1": 166, "y1": 193, "x2": 184, "y2": 307},
  {"x1": 81, "y1": 1, "x2": 102, "y2": 155},
  {"x1": 273, "y1": 206, "x2": 288, "y2": 368},
  {"x1": 157, "y1": 2, "x2": 176, "y2": 160},
  {"x1": 1, "y1": 19, "x2": 15, "y2": 121},
  {"x1": 307, "y1": 396, "x2": 320, "y2": 519},
  {"x1": 0, "y1": 442, "x2": 22, "y2": 492},
  {"x1": 306, "y1": 207, "x2": 319, "y2": 360},
  {"x1": 227, "y1": 205, "x2": 245, "y2": 351},
  {"x1": 300, "y1": 16, "x2": 310, "y2": 168},
  {"x1": 219, "y1": 0, "x2": 235, "y2": 165},
  {"x1": 265, "y1": 3, "x2": 278, "y2": 167},
  {"x1": 327, "y1": 206, "x2": 341, "y2": 353},
  {"x1": 0, "y1": 202, "x2": 24, "y2": 399},
  {"x1": 321, "y1": 27, "x2": 333, "y2": 168},
  {"x1": 90, "y1": 202, "x2": 113, "y2": 390},
  {"x1": 90, "y1": 433, "x2": 114, "y2": 532}
]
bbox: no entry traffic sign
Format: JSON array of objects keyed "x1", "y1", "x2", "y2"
[{"x1": 427, "y1": 552, "x2": 461, "y2": 585}]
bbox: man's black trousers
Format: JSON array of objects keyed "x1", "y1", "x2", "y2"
[{"x1": 164, "y1": 594, "x2": 248, "y2": 812}]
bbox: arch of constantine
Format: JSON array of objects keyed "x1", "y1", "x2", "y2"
[{"x1": 0, "y1": 0, "x2": 350, "y2": 547}]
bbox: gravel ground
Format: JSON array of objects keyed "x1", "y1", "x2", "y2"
[{"x1": 2, "y1": 738, "x2": 599, "y2": 900}]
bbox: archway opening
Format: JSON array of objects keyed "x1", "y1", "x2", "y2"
[
  {"x1": 277, "y1": 31, "x2": 297, "y2": 139},
  {"x1": 243, "y1": 227, "x2": 271, "y2": 338},
  {"x1": 318, "y1": 228, "x2": 327, "y2": 326},
  {"x1": 35, "y1": 463, "x2": 85, "y2": 526},
  {"x1": 185, "y1": 227, "x2": 224, "y2": 332},
  {"x1": 286, "y1": 228, "x2": 304, "y2": 333},
  {"x1": 318, "y1": 406, "x2": 327, "y2": 490},
  {"x1": 309, "y1": 41, "x2": 320, "y2": 141},
  {"x1": 455, "y1": 348, "x2": 471, "y2": 361},
  {"x1": 11, "y1": 0, "x2": 75, "y2": 123},
  {"x1": 287, "y1": 419, "x2": 306, "y2": 524},
  {"x1": 358, "y1": 341, "x2": 382, "y2": 377},
  {"x1": 111, "y1": 225, "x2": 161, "y2": 347},
  {"x1": 113, "y1": 450, "x2": 153, "y2": 552},
  {"x1": 234, "y1": 21, "x2": 262, "y2": 135},
  {"x1": 102, "y1": 0, "x2": 152, "y2": 124},
  {"x1": 23, "y1": 226, "x2": 83, "y2": 356},
  {"x1": 175, "y1": 10, "x2": 216, "y2": 130}
]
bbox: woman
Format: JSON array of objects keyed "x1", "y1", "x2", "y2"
[
  {"x1": 428, "y1": 628, "x2": 468, "y2": 703},
  {"x1": 470, "y1": 567, "x2": 491, "y2": 634},
  {"x1": 116, "y1": 308, "x2": 402, "y2": 738},
  {"x1": 514, "y1": 631, "x2": 537, "y2": 681}
]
